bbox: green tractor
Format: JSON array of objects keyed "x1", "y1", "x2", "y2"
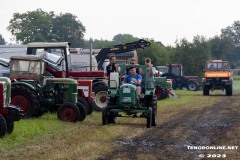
[
  {"x1": 0, "y1": 77, "x2": 22, "y2": 138},
  {"x1": 9, "y1": 55, "x2": 87, "y2": 122},
  {"x1": 102, "y1": 65, "x2": 157, "y2": 128}
]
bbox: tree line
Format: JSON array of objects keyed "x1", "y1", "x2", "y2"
[{"x1": 1, "y1": 9, "x2": 240, "y2": 77}]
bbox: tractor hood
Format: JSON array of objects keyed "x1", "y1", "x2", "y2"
[{"x1": 204, "y1": 71, "x2": 230, "y2": 78}]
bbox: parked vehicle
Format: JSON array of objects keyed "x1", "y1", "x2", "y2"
[
  {"x1": 26, "y1": 42, "x2": 94, "y2": 114},
  {"x1": 160, "y1": 64, "x2": 199, "y2": 91},
  {"x1": 9, "y1": 54, "x2": 87, "y2": 121},
  {"x1": 202, "y1": 60, "x2": 232, "y2": 96},
  {"x1": 0, "y1": 77, "x2": 21, "y2": 138}
]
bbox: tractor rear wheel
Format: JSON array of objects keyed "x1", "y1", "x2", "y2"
[
  {"x1": 11, "y1": 85, "x2": 40, "y2": 118},
  {"x1": 6, "y1": 119, "x2": 14, "y2": 134},
  {"x1": 78, "y1": 96, "x2": 93, "y2": 115},
  {"x1": 0, "y1": 115, "x2": 7, "y2": 138},
  {"x1": 57, "y1": 103, "x2": 80, "y2": 122},
  {"x1": 102, "y1": 106, "x2": 109, "y2": 125},
  {"x1": 147, "y1": 107, "x2": 152, "y2": 128},
  {"x1": 151, "y1": 99, "x2": 157, "y2": 126},
  {"x1": 77, "y1": 102, "x2": 87, "y2": 121},
  {"x1": 93, "y1": 84, "x2": 108, "y2": 111}
]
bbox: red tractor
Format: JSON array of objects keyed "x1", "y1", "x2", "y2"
[
  {"x1": 160, "y1": 64, "x2": 199, "y2": 91},
  {"x1": 0, "y1": 77, "x2": 21, "y2": 138},
  {"x1": 22, "y1": 42, "x2": 93, "y2": 116}
]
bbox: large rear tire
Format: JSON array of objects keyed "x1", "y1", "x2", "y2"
[
  {"x1": 57, "y1": 103, "x2": 80, "y2": 122},
  {"x1": 78, "y1": 96, "x2": 93, "y2": 115},
  {"x1": 11, "y1": 85, "x2": 40, "y2": 118},
  {"x1": 93, "y1": 84, "x2": 108, "y2": 111},
  {"x1": 151, "y1": 98, "x2": 157, "y2": 126},
  {"x1": 102, "y1": 106, "x2": 109, "y2": 125},
  {"x1": 147, "y1": 107, "x2": 152, "y2": 128},
  {"x1": 6, "y1": 119, "x2": 14, "y2": 134},
  {"x1": 0, "y1": 115, "x2": 7, "y2": 138}
]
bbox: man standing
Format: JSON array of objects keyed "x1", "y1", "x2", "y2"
[{"x1": 104, "y1": 55, "x2": 120, "y2": 78}]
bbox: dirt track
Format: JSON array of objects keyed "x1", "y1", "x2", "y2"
[{"x1": 100, "y1": 93, "x2": 240, "y2": 160}]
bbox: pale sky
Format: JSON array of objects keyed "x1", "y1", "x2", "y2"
[{"x1": 1, "y1": 0, "x2": 240, "y2": 46}]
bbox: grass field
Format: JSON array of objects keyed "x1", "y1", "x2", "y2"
[{"x1": 0, "y1": 80, "x2": 239, "y2": 159}]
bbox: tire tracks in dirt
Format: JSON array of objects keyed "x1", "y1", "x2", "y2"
[{"x1": 100, "y1": 93, "x2": 240, "y2": 160}]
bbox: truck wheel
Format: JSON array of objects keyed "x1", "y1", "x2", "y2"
[
  {"x1": 147, "y1": 107, "x2": 152, "y2": 128},
  {"x1": 0, "y1": 115, "x2": 7, "y2": 138},
  {"x1": 11, "y1": 85, "x2": 40, "y2": 118},
  {"x1": 93, "y1": 84, "x2": 108, "y2": 111},
  {"x1": 203, "y1": 85, "x2": 209, "y2": 96},
  {"x1": 226, "y1": 85, "x2": 233, "y2": 96},
  {"x1": 187, "y1": 81, "x2": 198, "y2": 91},
  {"x1": 151, "y1": 99, "x2": 157, "y2": 126},
  {"x1": 77, "y1": 102, "x2": 87, "y2": 121},
  {"x1": 57, "y1": 103, "x2": 80, "y2": 122},
  {"x1": 6, "y1": 119, "x2": 14, "y2": 134},
  {"x1": 78, "y1": 96, "x2": 93, "y2": 115}
]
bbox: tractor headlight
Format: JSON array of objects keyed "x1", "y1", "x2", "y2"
[
  {"x1": 110, "y1": 93, "x2": 116, "y2": 98},
  {"x1": 140, "y1": 93, "x2": 145, "y2": 99}
]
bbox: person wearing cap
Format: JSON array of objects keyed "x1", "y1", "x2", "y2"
[
  {"x1": 123, "y1": 66, "x2": 142, "y2": 96},
  {"x1": 104, "y1": 55, "x2": 120, "y2": 79}
]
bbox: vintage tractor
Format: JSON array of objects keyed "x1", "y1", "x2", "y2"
[
  {"x1": 202, "y1": 60, "x2": 232, "y2": 96},
  {"x1": 160, "y1": 64, "x2": 199, "y2": 91},
  {"x1": 0, "y1": 77, "x2": 21, "y2": 138},
  {"x1": 9, "y1": 55, "x2": 87, "y2": 122},
  {"x1": 26, "y1": 42, "x2": 94, "y2": 115},
  {"x1": 102, "y1": 65, "x2": 157, "y2": 128}
]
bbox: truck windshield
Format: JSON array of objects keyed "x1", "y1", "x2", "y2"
[{"x1": 206, "y1": 62, "x2": 229, "y2": 71}]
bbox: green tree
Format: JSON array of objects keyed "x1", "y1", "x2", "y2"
[
  {"x1": 112, "y1": 34, "x2": 138, "y2": 43},
  {"x1": 52, "y1": 13, "x2": 86, "y2": 47},
  {"x1": 208, "y1": 35, "x2": 234, "y2": 60},
  {"x1": 7, "y1": 9, "x2": 54, "y2": 44},
  {"x1": 173, "y1": 36, "x2": 211, "y2": 77},
  {"x1": 221, "y1": 21, "x2": 240, "y2": 46},
  {"x1": 0, "y1": 34, "x2": 5, "y2": 45},
  {"x1": 138, "y1": 41, "x2": 170, "y2": 66}
]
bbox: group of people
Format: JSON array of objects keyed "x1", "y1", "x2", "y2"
[{"x1": 104, "y1": 55, "x2": 155, "y2": 95}]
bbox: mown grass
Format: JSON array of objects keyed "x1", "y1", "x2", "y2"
[{"x1": 0, "y1": 80, "x2": 239, "y2": 159}]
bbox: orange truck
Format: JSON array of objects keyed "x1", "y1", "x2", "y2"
[{"x1": 202, "y1": 60, "x2": 233, "y2": 96}]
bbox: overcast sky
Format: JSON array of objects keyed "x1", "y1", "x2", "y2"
[{"x1": 1, "y1": 0, "x2": 240, "y2": 46}]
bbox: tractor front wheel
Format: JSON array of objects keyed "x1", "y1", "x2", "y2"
[
  {"x1": 78, "y1": 96, "x2": 93, "y2": 115},
  {"x1": 93, "y1": 84, "x2": 108, "y2": 111},
  {"x1": 0, "y1": 115, "x2": 7, "y2": 138},
  {"x1": 226, "y1": 84, "x2": 233, "y2": 96},
  {"x1": 57, "y1": 103, "x2": 80, "y2": 122},
  {"x1": 203, "y1": 85, "x2": 209, "y2": 96},
  {"x1": 77, "y1": 102, "x2": 87, "y2": 121},
  {"x1": 187, "y1": 81, "x2": 198, "y2": 91}
]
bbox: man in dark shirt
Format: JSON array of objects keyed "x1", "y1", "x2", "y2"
[
  {"x1": 126, "y1": 58, "x2": 139, "y2": 74},
  {"x1": 104, "y1": 55, "x2": 120, "y2": 78}
]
